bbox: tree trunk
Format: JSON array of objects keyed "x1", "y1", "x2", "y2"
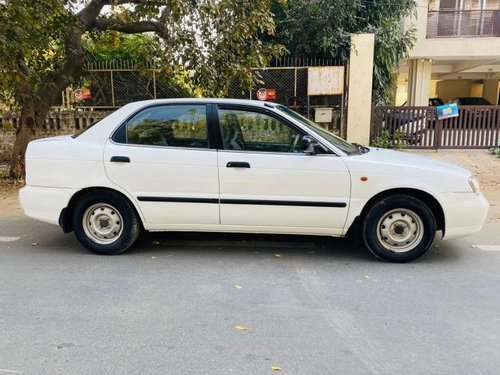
[
  {"x1": 9, "y1": 25, "x2": 85, "y2": 179},
  {"x1": 9, "y1": 100, "x2": 37, "y2": 179}
]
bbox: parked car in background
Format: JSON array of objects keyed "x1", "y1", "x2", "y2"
[
  {"x1": 428, "y1": 97, "x2": 444, "y2": 106},
  {"x1": 20, "y1": 99, "x2": 489, "y2": 262},
  {"x1": 384, "y1": 98, "x2": 444, "y2": 140},
  {"x1": 399, "y1": 98, "x2": 444, "y2": 107},
  {"x1": 452, "y1": 97, "x2": 492, "y2": 106}
]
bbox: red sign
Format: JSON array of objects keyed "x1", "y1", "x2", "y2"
[
  {"x1": 74, "y1": 87, "x2": 91, "y2": 101},
  {"x1": 256, "y1": 88, "x2": 277, "y2": 101},
  {"x1": 266, "y1": 88, "x2": 277, "y2": 100}
]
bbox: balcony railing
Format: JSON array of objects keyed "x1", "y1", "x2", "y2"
[{"x1": 427, "y1": 9, "x2": 500, "y2": 38}]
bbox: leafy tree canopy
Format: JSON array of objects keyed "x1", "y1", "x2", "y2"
[
  {"x1": 82, "y1": 32, "x2": 163, "y2": 63},
  {"x1": 0, "y1": 0, "x2": 284, "y2": 177},
  {"x1": 82, "y1": 32, "x2": 194, "y2": 98},
  {"x1": 0, "y1": 0, "x2": 284, "y2": 109},
  {"x1": 270, "y1": 0, "x2": 417, "y2": 104}
]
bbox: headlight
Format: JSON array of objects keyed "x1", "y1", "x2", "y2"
[{"x1": 468, "y1": 176, "x2": 481, "y2": 194}]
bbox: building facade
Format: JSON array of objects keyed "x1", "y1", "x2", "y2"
[{"x1": 396, "y1": 0, "x2": 500, "y2": 105}]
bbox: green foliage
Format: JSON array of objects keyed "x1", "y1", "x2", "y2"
[
  {"x1": 83, "y1": 33, "x2": 162, "y2": 64},
  {"x1": 81, "y1": 33, "x2": 194, "y2": 98},
  {"x1": 0, "y1": 0, "x2": 283, "y2": 109},
  {"x1": 489, "y1": 147, "x2": 500, "y2": 158},
  {"x1": 270, "y1": 0, "x2": 417, "y2": 105},
  {"x1": 174, "y1": 0, "x2": 286, "y2": 96},
  {"x1": 0, "y1": 0, "x2": 74, "y2": 107},
  {"x1": 2, "y1": 120, "x2": 14, "y2": 132},
  {"x1": 371, "y1": 130, "x2": 407, "y2": 150}
]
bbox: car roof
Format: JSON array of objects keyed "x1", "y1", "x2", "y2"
[{"x1": 126, "y1": 98, "x2": 272, "y2": 107}]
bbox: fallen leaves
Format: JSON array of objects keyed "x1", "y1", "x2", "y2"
[
  {"x1": 151, "y1": 256, "x2": 158, "y2": 260},
  {"x1": 0, "y1": 369, "x2": 23, "y2": 374},
  {"x1": 271, "y1": 366, "x2": 282, "y2": 371},
  {"x1": 274, "y1": 254, "x2": 282, "y2": 258},
  {"x1": 235, "y1": 284, "x2": 243, "y2": 289},
  {"x1": 0, "y1": 236, "x2": 20, "y2": 242},
  {"x1": 234, "y1": 325, "x2": 248, "y2": 331}
]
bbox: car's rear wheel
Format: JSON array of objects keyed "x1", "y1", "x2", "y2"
[
  {"x1": 362, "y1": 195, "x2": 436, "y2": 262},
  {"x1": 73, "y1": 191, "x2": 140, "y2": 255}
]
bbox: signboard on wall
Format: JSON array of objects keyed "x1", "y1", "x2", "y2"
[
  {"x1": 307, "y1": 66, "x2": 344, "y2": 96},
  {"x1": 436, "y1": 103, "x2": 459, "y2": 120}
]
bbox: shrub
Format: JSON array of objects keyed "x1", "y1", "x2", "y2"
[
  {"x1": 371, "y1": 130, "x2": 407, "y2": 150},
  {"x1": 489, "y1": 147, "x2": 500, "y2": 158}
]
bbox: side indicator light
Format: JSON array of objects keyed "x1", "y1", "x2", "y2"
[{"x1": 360, "y1": 177, "x2": 368, "y2": 182}]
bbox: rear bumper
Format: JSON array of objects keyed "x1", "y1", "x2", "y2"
[
  {"x1": 439, "y1": 192, "x2": 489, "y2": 239},
  {"x1": 19, "y1": 186, "x2": 77, "y2": 226}
]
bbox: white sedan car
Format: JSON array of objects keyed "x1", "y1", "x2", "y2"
[{"x1": 20, "y1": 99, "x2": 489, "y2": 262}]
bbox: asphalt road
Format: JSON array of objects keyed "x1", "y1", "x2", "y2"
[{"x1": 1, "y1": 212, "x2": 500, "y2": 375}]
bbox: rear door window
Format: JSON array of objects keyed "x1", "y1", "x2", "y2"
[{"x1": 119, "y1": 105, "x2": 209, "y2": 148}]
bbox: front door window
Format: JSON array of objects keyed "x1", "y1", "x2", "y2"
[{"x1": 218, "y1": 108, "x2": 304, "y2": 153}]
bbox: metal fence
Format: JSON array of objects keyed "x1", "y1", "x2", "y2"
[
  {"x1": 227, "y1": 57, "x2": 348, "y2": 136},
  {"x1": 54, "y1": 60, "x2": 191, "y2": 110},
  {"x1": 55, "y1": 57, "x2": 348, "y2": 136},
  {"x1": 372, "y1": 106, "x2": 500, "y2": 149}
]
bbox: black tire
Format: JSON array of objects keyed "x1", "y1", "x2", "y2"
[
  {"x1": 72, "y1": 190, "x2": 140, "y2": 255},
  {"x1": 362, "y1": 195, "x2": 436, "y2": 263}
]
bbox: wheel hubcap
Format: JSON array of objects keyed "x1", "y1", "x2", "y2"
[
  {"x1": 82, "y1": 203, "x2": 123, "y2": 245},
  {"x1": 376, "y1": 208, "x2": 424, "y2": 253}
]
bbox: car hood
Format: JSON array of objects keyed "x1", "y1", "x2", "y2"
[{"x1": 349, "y1": 147, "x2": 472, "y2": 178}]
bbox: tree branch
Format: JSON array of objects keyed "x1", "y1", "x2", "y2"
[
  {"x1": 94, "y1": 18, "x2": 165, "y2": 34},
  {"x1": 78, "y1": 0, "x2": 108, "y2": 28}
]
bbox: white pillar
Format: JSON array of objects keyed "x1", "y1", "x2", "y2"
[
  {"x1": 346, "y1": 33, "x2": 375, "y2": 145},
  {"x1": 483, "y1": 79, "x2": 499, "y2": 105},
  {"x1": 407, "y1": 59, "x2": 432, "y2": 106}
]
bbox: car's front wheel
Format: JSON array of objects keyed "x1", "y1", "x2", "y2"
[
  {"x1": 72, "y1": 190, "x2": 140, "y2": 255},
  {"x1": 362, "y1": 195, "x2": 436, "y2": 262}
]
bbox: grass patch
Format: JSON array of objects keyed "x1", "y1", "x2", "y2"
[{"x1": 489, "y1": 147, "x2": 500, "y2": 158}]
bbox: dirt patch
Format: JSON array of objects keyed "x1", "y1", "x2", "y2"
[{"x1": 0, "y1": 177, "x2": 23, "y2": 214}]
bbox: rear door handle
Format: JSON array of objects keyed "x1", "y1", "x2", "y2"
[
  {"x1": 226, "y1": 161, "x2": 250, "y2": 168},
  {"x1": 110, "y1": 156, "x2": 130, "y2": 163}
]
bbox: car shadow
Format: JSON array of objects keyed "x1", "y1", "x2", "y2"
[
  {"x1": 127, "y1": 231, "x2": 462, "y2": 264},
  {"x1": 132, "y1": 231, "x2": 371, "y2": 260},
  {"x1": 5, "y1": 218, "x2": 464, "y2": 264}
]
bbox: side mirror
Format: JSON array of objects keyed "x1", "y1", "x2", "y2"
[{"x1": 301, "y1": 135, "x2": 320, "y2": 155}]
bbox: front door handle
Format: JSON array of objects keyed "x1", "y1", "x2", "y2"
[
  {"x1": 110, "y1": 156, "x2": 130, "y2": 163},
  {"x1": 226, "y1": 161, "x2": 250, "y2": 168}
]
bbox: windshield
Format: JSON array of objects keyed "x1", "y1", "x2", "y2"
[{"x1": 276, "y1": 105, "x2": 361, "y2": 155}]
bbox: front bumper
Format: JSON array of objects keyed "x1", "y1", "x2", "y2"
[
  {"x1": 19, "y1": 186, "x2": 78, "y2": 226},
  {"x1": 438, "y1": 192, "x2": 489, "y2": 239}
]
